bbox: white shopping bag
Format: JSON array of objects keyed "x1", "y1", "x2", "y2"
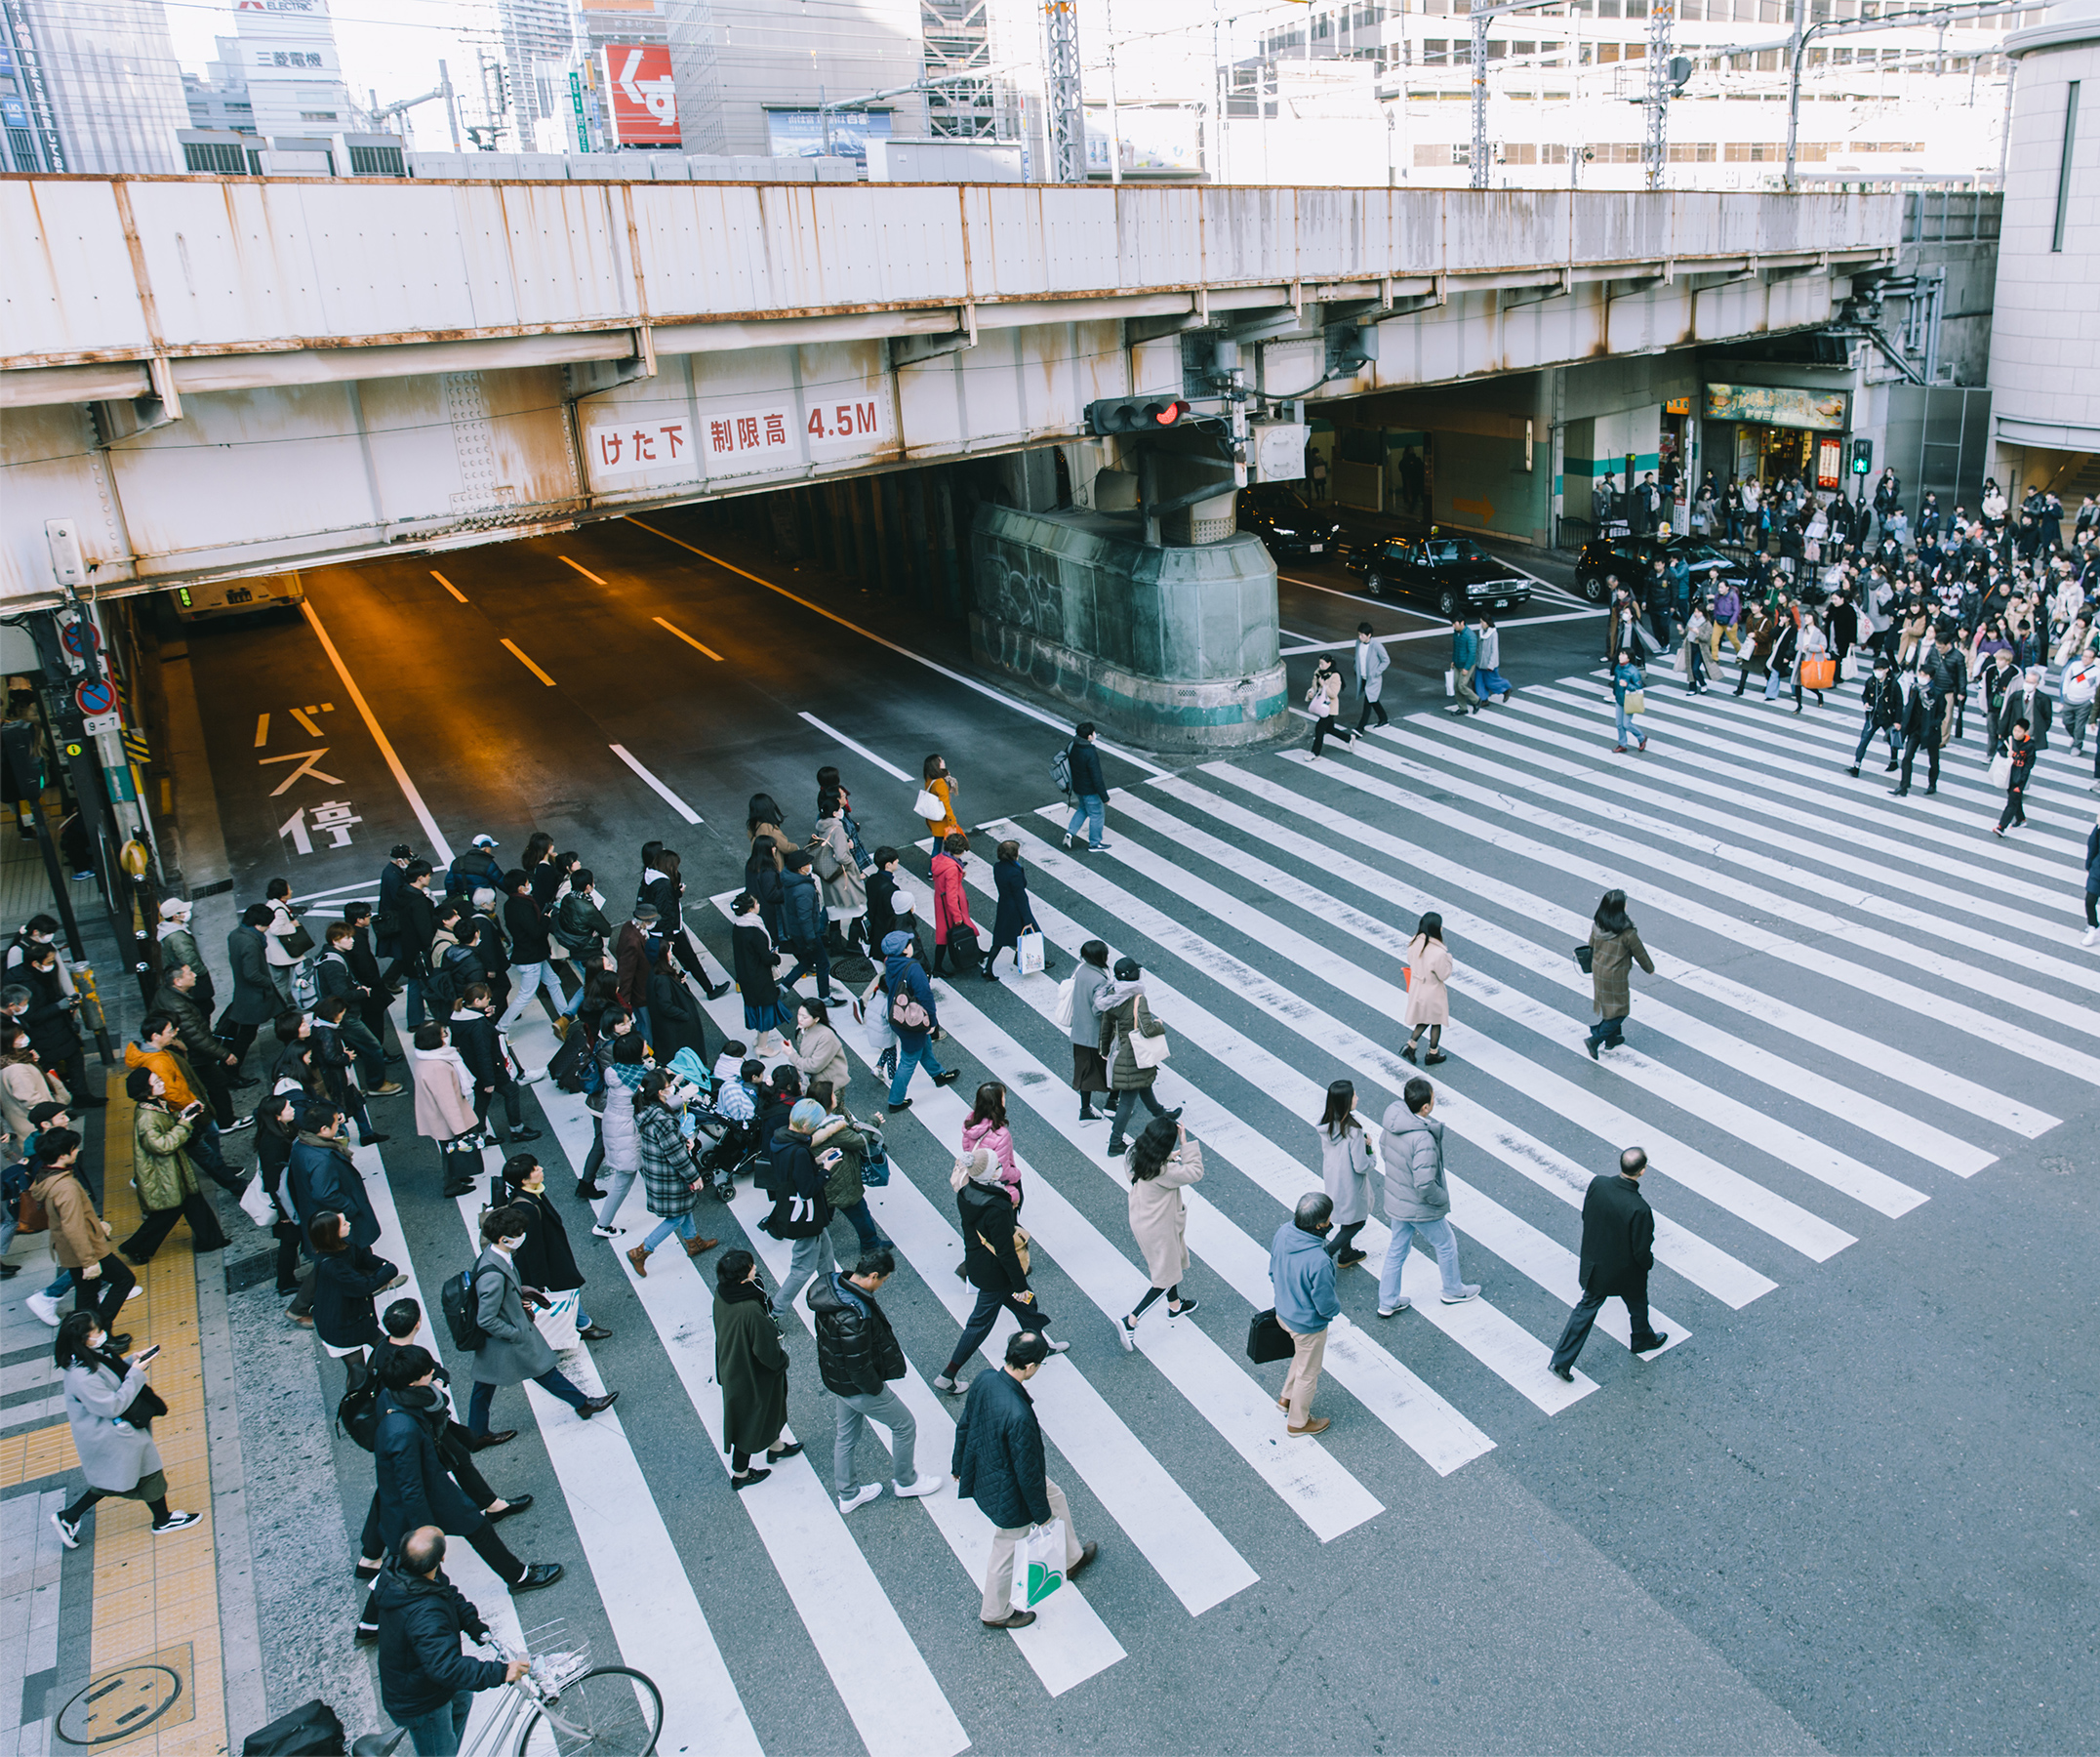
[
  {"x1": 1442, "y1": 667, "x2": 1456, "y2": 697},
  {"x1": 238, "y1": 1173, "x2": 276, "y2": 1229},
  {"x1": 535, "y1": 1288, "x2": 582, "y2": 1353},
  {"x1": 1010, "y1": 1519, "x2": 1069, "y2": 1612},
  {"x1": 1017, "y1": 929, "x2": 1046, "y2": 977},
  {"x1": 1052, "y1": 975, "x2": 1075, "y2": 1031}
]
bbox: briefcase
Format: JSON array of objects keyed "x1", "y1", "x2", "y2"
[{"x1": 1246, "y1": 1308, "x2": 1295, "y2": 1365}]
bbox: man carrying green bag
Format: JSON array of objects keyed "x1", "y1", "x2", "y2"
[{"x1": 951, "y1": 1329, "x2": 1100, "y2": 1629}]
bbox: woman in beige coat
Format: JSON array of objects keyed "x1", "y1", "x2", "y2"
[
  {"x1": 1585, "y1": 888, "x2": 1655, "y2": 1059},
  {"x1": 788, "y1": 998, "x2": 850, "y2": 1097},
  {"x1": 1399, "y1": 912, "x2": 1453, "y2": 1066},
  {"x1": 1119, "y1": 1118, "x2": 1202, "y2": 1346},
  {"x1": 409, "y1": 1022, "x2": 483, "y2": 1197}
]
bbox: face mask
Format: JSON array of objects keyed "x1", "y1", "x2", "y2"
[{"x1": 501, "y1": 1235, "x2": 526, "y2": 1251}]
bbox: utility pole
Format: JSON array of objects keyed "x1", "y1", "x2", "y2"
[
  {"x1": 439, "y1": 59, "x2": 463, "y2": 152},
  {"x1": 1104, "y1": 0, "x2": 1123, "y2": 184},
  {"x1": 1044, "y1": 0, "x2": 1085, "y2": 182},
  {"x1": 1471, "y1": 9, "x2": 1490, "y2": 188},
  {"x1": 1645, "y1": 0, "x2": 1676, "y2": 190}
]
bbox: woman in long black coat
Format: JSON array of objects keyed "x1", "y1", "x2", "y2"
[
  {"x1": 730, "y1": 892, "x2": 787, "y2": 1055},
  {"x1": 646, "y1": 947, "x2": 709, "y2": 1064},
  {"x1": 983, "y1": 840, "x2": 1056, "y2": 984}
]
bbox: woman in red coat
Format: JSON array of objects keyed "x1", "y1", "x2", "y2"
[{"x1": 929, "y1": 834, "x2": 982, "y2": 979}]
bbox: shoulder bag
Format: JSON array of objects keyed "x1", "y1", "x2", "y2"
[{"x1": 1245, "y1": 1308, "x2": 1295, "y2": 1365}]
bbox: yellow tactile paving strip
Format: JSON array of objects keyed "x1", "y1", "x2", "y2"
[{"x1": 18, "y1": 1076, "x2": 232, "y2": 1756}]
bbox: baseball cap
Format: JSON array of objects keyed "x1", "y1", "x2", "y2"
[
  {"x1": 471, "y1": 834, "x2": 499, "y2": 849},
  {"x1": 390, "y1": 843, "x2": 415, "y2": 859},
  {"x1": 158, "y1": 897, "x2": 190, "y2": 920}
]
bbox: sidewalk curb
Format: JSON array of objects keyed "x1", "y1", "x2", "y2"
[{"x1": 197, "y1": 1244, "x2": 267, "y2": 1743}]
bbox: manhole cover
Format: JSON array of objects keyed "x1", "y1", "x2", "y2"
[{"x1": 55, "y1": 1663, "x2": 183, "y2": 1745}]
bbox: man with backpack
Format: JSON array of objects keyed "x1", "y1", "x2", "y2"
[
  {"x1": 315, "y1": 919, "x2": 401, "y2": 1093},
  {"x1": 1060, "y1": 722, "x2": 1110, "y2": 853},
  {"x1": 456, "y1": 1205, "x2": 618, "y2": 1439},
  {"x1": 445, "y1": 835, "x2": 505, "y2": 902}
]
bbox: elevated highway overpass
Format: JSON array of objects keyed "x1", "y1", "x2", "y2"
[{"x1": 0, "y1": 175, "x2": 1899, "y2": 608}]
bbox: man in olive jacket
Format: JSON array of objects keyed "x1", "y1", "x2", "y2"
[
  {"x1": 1549, "y1": 1146, "x2": 1670, "y2": 1380},
  {"x1": 809, "y1": 1248, "x2": 940, "y2": 1513},
  {"x1": 950, "y1": 1330, "x2": 1097, "y2": 1631}
]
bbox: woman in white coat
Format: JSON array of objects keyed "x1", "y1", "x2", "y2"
[
  {"x1": 51, "y1": 1311, "x2": 200, "y2": 1544},
  {"x1": 1316, "y1": 1080, "x2": 1379, "y2": 1269},
  {"x1": 1119, "y1": 1118, "x2": 1202, "y2": 1345},
  {"x1": 1400, "y1": 912, "x2": 1453, "y2": 1066}
]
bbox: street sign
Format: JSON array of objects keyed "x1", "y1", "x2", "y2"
[
  {"x1": 82, "y1": 711, "x2": 119, "y2": 736},
  {"x1": 74, "y1": 677, "x2": 114, "y2": 717},
  {"x1": 61, "y1": 619, "x2": 101, "y2": 658}
]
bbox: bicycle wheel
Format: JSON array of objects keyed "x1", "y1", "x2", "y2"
[{"x1": 513, "y1": 1666, "x2": 663, "y2": 1757}]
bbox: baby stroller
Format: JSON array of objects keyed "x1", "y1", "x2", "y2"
[{"x1": 668, "y1": 1048, "x2": 750, "y2": 1200}]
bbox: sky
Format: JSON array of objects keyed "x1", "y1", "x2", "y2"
[{"x1": 160, "y1": 0, "x2": 504, "y2": 149}]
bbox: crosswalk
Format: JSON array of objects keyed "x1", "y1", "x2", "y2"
[{"x1": 314, "y1": 668, "x2": 2098, "y2": 1754}]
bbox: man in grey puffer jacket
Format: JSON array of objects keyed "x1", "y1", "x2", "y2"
[{"x1": 1376, "y1": 1076, "x2": 1480, "y2": 1319}]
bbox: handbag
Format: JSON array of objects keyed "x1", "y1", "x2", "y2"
[
  {"x1": 279, "y1": 916, "x2": 315, "y2": 959},
  {"x1": 1052, "y1": 975, "x2": 1075, "y2": 1031},
  {"x1": 1573, "y1": 943, "x2": 1595, "y2": 974},
  {"x1": 1245, "y1": 1308, "x2": 1295, "y2": 1365},
  {"x1": 1624, "y1": 688, "x2": 1645, "y2": 715},
  {"x1": 1017, "y1": 929, "x2": 1046, "y2": 977},
  {"x1": 1988, "y1": 752, "x2": 2013, "y2": 789},
  {"x1": 535, "y1": 1288, "x2": 582, "y2": 1353},
  {"x1": 238, "y1": 1172, "x2": 275, "y2": 1229},
  {"x1": 912, "y1": 787, "x2": 945, "y2": 822},
  {"x1": 1799, "y1": 656, "x2": 1837, "y2": 690},
  {"x1": 1009, "y1": 1518, "x2": 1069, "y2": 1612},
  {"x1": 1128, "y1": 1027, "x2": 1171, "y2": 1070}
]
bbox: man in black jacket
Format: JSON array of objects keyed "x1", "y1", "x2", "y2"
[
  {"x1": 450, "y1": 986, "x2": 538, "y2": 1147},
  {"x1": 1548, "y1": 1147, "x2": 1669, "y2": 1380},
  {"x1": 373, "y1": 1527, "x2": 527, "y2": 1756},
  {"x1": 500, "y1": 1155, "x2": 609, "y2": 1341},
  {"x1": 810, "y1": 1248, "x2": 940, "y2": 1513},
  {"x1": 215, "y1": 905, "x2": 280, "y2": 1072},
  {"x1": 951, "y1": 1330, "x2": 1097, "y2": 1630},
  {"x1": 932, "y1": 1151, "x2": 1066, "y2": 1395},
  {"x1": 496, "y1": 871, "x2": 559, "y2": 1036},
  {"x1": 396, "y1": 861, "x2": 439, "y2": 1030},
  {"x1": 766, "y1": 1099, "x2": 833, "y2": 1309}
]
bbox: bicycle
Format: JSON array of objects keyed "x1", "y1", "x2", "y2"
[{"x1": 354, "y1": 1622, "x2": 662, "y2": 1757}]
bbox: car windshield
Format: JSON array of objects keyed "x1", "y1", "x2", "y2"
[
  {"x1": 1423, "y1": 538, "x2": 1486, "y2": 563},
  {"x1": 1250, "y1": 487, "x2": 1312, "y2": 512}
]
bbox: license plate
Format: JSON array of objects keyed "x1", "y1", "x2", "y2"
[
  {"x1": 1309, "y1": 543, "x2": 1323, "y2": 553},
  {"x1": 1495, "y1": 598, "x2": 1510, "y2": 608}
]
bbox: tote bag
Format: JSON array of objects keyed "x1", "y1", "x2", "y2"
[
  {"x1": 912, "y1": 788, "x2": 946, "y2": 822},
  {"x1": 1010, "y1": 1520, "x2": 1069, "y2": 1611}
]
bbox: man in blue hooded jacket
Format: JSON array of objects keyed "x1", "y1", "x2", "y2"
[
  {"x1": 880, "y1": 931, "x2": 958, "y2": 1112},
  {"x1": 1269, "y1": 1192, "x2": 1341, "y2": 1437}
]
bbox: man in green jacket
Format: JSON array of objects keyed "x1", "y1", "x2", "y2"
[
  {"x1": 120, "y1": 1066, "x2": 227, "y2": 1263},
  {"x1": 1449, "y1": 617, "x2": 1480, "y2": 715}
]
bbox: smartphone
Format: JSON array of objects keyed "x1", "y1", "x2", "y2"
[{"x1": 136, "y1": 1344, "x2": 161, "y2": 1365}]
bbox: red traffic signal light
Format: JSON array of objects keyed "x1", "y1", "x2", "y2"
[{"x1": 1084, "y1": 396, "x2": 1189, "y2": 435}]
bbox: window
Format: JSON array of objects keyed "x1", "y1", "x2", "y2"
[
  {"x1": 182, "y1": 140, "x2": 249, "y2": 174},
  {"x1": 2054, "y1": 80, "x2": 2080, "y2": 252},
  {"x1": 1425, "y1": 37, "x2": 1448, "y2": 61},
  {"x1": 300, "y1": 110, "x2": 339, "y2": 122}
]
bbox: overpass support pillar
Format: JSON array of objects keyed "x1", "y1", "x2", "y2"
[{"x1": 968, "y1": 505, "x2": 1288, "y2": 754}]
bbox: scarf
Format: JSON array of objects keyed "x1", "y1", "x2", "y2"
[{"x1": 718, "y1": 1277, "x2": 774, "y2": 1315}]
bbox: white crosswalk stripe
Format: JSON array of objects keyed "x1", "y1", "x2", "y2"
[{"x1": 319, "y1": 666, "x2": 2096, "y2": 1747}]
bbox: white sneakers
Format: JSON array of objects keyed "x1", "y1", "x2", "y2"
[
  {"x1": 893, "y1": 1474, "x2": 942, "y2": 1499},
  {"x1": 1439, "y1": 1284, "x2": 1483, "y2": 1304},
  {"x1": 2083, "y1": 926, "x2": 2099, "y2": 948},
  {"x1": 1044, "y1": 1336, "x2": 1070, "y2": 1353},
  {"x1": 838, "y1": 1484, "x2": 882, "y2": 1514},
  {"x1": 1375, "y1": 1297, "x2": 1412, "y2": 1318},
  {"x1": 25, "y1": 1291, "x2": 60, "y2": 1327}
]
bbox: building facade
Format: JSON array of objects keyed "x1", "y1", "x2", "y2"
[
  {"x1": 0, "y1": 0, "x2": 189, "y2": 175},
  {"x1": 1986, "y1": 0, "x2": 2097, "y2": 503},
  {"x1": 229, "y1": 0, "x2": 356, "y2": 138}
]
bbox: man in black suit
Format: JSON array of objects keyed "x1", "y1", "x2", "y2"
[{"x1": 1549, "y1": 1147, "x2": 1669, "y2": 1380}]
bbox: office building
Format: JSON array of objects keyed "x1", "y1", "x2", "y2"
[
  {"x1": 230, "y1": 0, "x2": 356, "y2": 138},
  {"x1": 0, "y1": 0, "x2": 189, "y2": 174}
]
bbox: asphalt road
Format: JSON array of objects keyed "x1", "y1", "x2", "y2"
[{"x1": 182, "y1": 510, "x2": 2098, "y2": 1757}]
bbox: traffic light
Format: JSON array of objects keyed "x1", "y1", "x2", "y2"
[
  {"x1": 1084, "y1": 396, "x2": 1188, "y2": 436},
  {"x1": 1849, "y1": 437, "x2": 1873, "y2": 476}
]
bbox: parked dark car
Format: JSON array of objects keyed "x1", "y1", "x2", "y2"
[
  {"x1": 1236, "y1": 485, "x2": 1344, "y2": 558},
  {"x1": 1343, "y1": 532, "x2": 1532, "y2": 617},
  {"x1": 1574, "y1": 534, "x2": 1750, "y2": 604}
]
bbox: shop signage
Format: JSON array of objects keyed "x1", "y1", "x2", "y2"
[{"x1": 1704, "y1": 383, "x2": 1848, "y2": 431}]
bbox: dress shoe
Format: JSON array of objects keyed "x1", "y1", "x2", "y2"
[
  {"x1": 578, "y1": 1392, "x2": 619, "y2": 1418},
  {"x1": 1549, "y1": 1361, "x2": 1575, "y2": 1382},
  {"x1": 983, "y1": 1609, "x2": 1035, "y2": 1630},
  {"x1": 1286, "y1": 1417, "x2": 1331, "y2": 1437},
  {"x1": 1067, "y1": 1539, "x2": 1101, "y2": 1578},
  {"x1": 366, "y1": 1083, "x2": 405, "y2": 1097},
  {"x1": 575, "y1": 1183, "x2": 606, "y2": 1202},
  {"x1": 359, "y1": 1132, "x2": 391, "y2": 1146},
  {"x1": 511, "y1": 1563, "x2": 563, "y2": 1592},
  {"x1": 579, "y1": 1324, "x2": 613, "y2": 1341},
  {"x1": 487, "y1": 1495, "x2": 533, "y2": 1523},
  {"x1": 508, "y1": 1126, "x2": 543, "y2": 1144},
  {"x1": 467, "y1": 1429, "x2": 517, "y2": 1451},
  {"x1": 766, "y1": 1440, "x2": 804, "y2": 1461},
  {"x1": 441, "y1": 1182, "x2": 475, "y2": 1199},
  {"x1": 1633, "y1": 1330, "x2": 1670, "y2": 1353},
  {"x1": 730, "y1": 1468, "x2": 772, "y2": 1491}
]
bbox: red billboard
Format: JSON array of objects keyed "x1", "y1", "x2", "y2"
[{"x1": 602, "y1": 43, "x2": 678, "y2": 146}]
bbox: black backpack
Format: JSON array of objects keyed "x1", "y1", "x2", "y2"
[
  {"x1": 337, "y1": 1377, "x2": 380, "y2": 1452},
  {"x1": 440, "y1": 1265, "x2": 497, "y2": 1353},
  {"x1": 424, "y1": 946, "x2": 472, "y2": 1009}
]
